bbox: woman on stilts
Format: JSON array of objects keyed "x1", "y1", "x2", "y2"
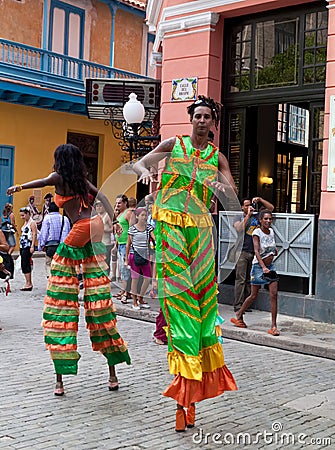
[{"x1": 7, "y1": 144, "x2": 131, "y2": 396}]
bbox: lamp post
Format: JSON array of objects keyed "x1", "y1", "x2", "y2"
[{"x1": 104, "y1": 92, "x2": 160, "y2": 161}]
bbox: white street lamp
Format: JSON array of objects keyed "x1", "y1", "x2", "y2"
[
  {"x1": 123, "y1": 93, "x2": 145, "y2": 124},
  {"x1": 102, "y1": 91, "x2": 160, "y2": 161}
]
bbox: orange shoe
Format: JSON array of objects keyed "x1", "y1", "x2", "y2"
[
  {"x1": 175, "y1": 408, "x2": 186, "y2": 432},
  {"x1": 186, "y1": 403, "x2": 196, "y2": 428}
]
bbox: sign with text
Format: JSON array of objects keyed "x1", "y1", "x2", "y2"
[
  {"x1": 171, "y1": 77, "x2": 197, "y2": 102},
  {"x1": 328, "y1": 95, "x2": 335, "y2": 191}
]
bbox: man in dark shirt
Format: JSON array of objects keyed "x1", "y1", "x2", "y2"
[{"x1": 233, "y1": 197, "x2": 274, "y2": 312}]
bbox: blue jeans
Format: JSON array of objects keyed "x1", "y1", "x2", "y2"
[
  {"x1": 117, "y1": 243, "x2": 130, "y2": 281},
  {"x1": 5, "y1": 232, "x2": 16, "y2": 248},
  {"x1": 250, "y1": 262, "x2": 276, "y2": 285}
]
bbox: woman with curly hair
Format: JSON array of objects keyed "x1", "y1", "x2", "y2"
[
  {"x1": 7, "y1": 144, "x2": 131, "y2": 396},
  {"x1": 133, "y1": 95, "x2": 238, "y2": 431}
]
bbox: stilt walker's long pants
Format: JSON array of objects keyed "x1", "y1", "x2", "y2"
[
  {"x1": 155, "y1": 220, "x2": 237, "y2": 407},
  {"x1": 42, "y1": 216, "x2": 131, "y2": 375}
]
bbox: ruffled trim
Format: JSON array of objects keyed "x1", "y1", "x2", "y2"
[
  {"x1": 44, "y1": 297, "x2": 79, "y2": 308},
  {"x1": 163, "y1": 366, "x2": 238, "y2": 408},
  {"x1": 55, "y1": 241, "x2": 106, "y2": 260},
  {"x1": 152, "y1": 205, "x2": 212, "y2": 228},
  {"x1": 46, "y1": 343, "x2": 77, "y2": 352},
  {"x1": 42, "y1": 320, "x2": 78, "y2": 331},
  {"x1": 167, "y1": 341, "x2": 225, "y2": 381}
]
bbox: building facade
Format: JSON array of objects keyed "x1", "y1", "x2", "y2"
[
  {"x1": 147, "y1": 0, "x2": 335, "y2": 322},
  {"x1": 0, "y1": 0, "x2": 153, "y2": 214}
]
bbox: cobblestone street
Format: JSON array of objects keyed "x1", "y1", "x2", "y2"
[{"x1": 0, "y1": 259, "x2": 334, "y2": 449}]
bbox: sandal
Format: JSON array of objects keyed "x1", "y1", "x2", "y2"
[
  {"x1": 230, "y1": 317, "x2": 248, "y2": 328},
  {"x1": 268, "y1": 327, "x2": 280, "y2": 336},
  {"x1": 54, "y1": 381, "x2": 64, "y2": 396},
  {"x1": 120, "y1": 294, "x2": 128, "y2": 304},
  {"x1": 113, "y1": 291, "x2": 124, "y2": 299},
  {"x1": 20, "y1": 286, "x2": 33, "y2": 291},
  {"x1": 108, "y1": 376, "x2": 119, "y2": 391},
  {"x1": 138, "y1": 297, "x2": 150, "y2": 309}
]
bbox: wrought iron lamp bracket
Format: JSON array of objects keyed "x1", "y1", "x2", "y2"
[{"x1": 103, "y1": 106, "x2": 160, "y2": 160}]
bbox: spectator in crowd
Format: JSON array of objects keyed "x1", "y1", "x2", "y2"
[
  {"x1": 95, "y1": 201, "x2": 113, "y2": 276},
  {"x1": 27, "y1": 195, "x2": 43, "y2": 230},
  {"x1": 1, "y1": 202, "x2": 17, "y2": 255},
  {"x1": 19, "y1": 207, "x2": 38, "y2": 291},
  {"x1": 145, "y1": 193, "x2": 166, "y2": 344},
  {"x1": 231, "y1": 209, "x2": 280, "y2": 336},
  {"x1": 0, "y1": 229, "x2": 14, "y2": 281},
  {"x1": 38, "y1": 202, "x2": 71, "y2": 277},
  {"x1": 110, "y1": 204, "x2": 119, "y2": 283},
  {"x1": 125, "y1": 207, "x2": 154, "y2": 310},
  {"x1": 114, "y1": 194, "x2": 132, "y2": 303},
  {"x1": 42, "y1": 193, "x2": 53, "y2": 219},
  {"x1": 233, "y1": 197, "x2": 274, "y2": 312}
]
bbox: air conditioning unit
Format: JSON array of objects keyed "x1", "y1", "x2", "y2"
[{"x1": 86, "y1": 78, "x2": 161, "y2": 121}]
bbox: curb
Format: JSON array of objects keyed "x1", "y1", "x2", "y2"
[
  {"x1": 220, "y1": 327, "x2": 335, "y2": 360},
  {"x1": 116, "y1": 304, "x2": 157, "y2": 323},
  {"x1": 115, "y1": 305, "x2": 335, "y2": 361}
]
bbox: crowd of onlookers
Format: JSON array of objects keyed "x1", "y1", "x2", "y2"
[
  {"x1": 0, "y1": 192, "x2": 157, "y2": 301},
  {"x1": 0, "y1": 193, "x2": 71, "y2": 290},
  {"x1": 106, "y1": 193, "x2": 157, "y2": 309}
]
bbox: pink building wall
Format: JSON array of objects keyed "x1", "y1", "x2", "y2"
[
  {"x1": 321, "y1": 0, "x2": 335, "y2": 219},
  {"x1": 147, "y1": 0, "x2": 334, "y2": 221}
]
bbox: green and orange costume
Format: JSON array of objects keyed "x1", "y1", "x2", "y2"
[
  {"x1": 42, "y1": 209, "x2": 130, "y2": 375},
  {"x1": 153, "y1": 136, "x2": 237, "y2": 407}
]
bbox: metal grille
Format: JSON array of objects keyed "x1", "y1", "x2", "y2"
[{"x1": 218, "y1": 212, "x2": 315, "y2": 294}]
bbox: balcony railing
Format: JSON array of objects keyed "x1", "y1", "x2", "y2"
[{"x1": 0, "y1": 38, "x2": 147, "y2": 95}]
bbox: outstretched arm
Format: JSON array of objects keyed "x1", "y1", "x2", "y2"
[
  {"x1": 132, "y1": 137, "x2": 176, "y2": 184},
  {"x1": 7, "y1": 172, "x2": 60, "y2": 195}
]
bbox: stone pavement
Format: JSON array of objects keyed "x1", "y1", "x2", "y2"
[
  {"x1": 111, "y1": 285, "x2": 335, "y2": 362},
  {"x1": 1, "y1": 257, "x2": 335, "y2": 449},
  {"x1": 8, "y1": 252, "x2": 335, "y2": 361}
]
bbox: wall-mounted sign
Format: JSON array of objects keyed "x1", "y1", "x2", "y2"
[
  {"x1": 171, "y1": 77, "x2": 197, "y2": 102},
  {"x1": 328, "y1": 95, "x2": 335, "y2": 191}
]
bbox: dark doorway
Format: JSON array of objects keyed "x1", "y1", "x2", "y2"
[
  {"x1": 224, "y1": 102, "x2": 323, "y2": 214},
  {"x1": 67, "y1": 132, "x2": 99, "y2": 186}
]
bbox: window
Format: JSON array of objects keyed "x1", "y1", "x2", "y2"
[
  {"x1": 277, "y1": 104, "x2": 309, "y2": 147},
  {"x1": 227, "y1": 111, "x2": 244, "y2": 191},
  {"x1": 230, "y1": 25, "x2": 252, "y2": 93},
  {"x1": 303, "y1": 11, "x2": 328, "y2": 84},
  {"x1": 255, "y1": 19, "x2": 299, "y2": 89},
  {"x1": 226, "y1": 5, "x2": 327, "y2": 95},
  {"x1": 49, "y1": 0, "x2": 84, "y2": 59}
]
